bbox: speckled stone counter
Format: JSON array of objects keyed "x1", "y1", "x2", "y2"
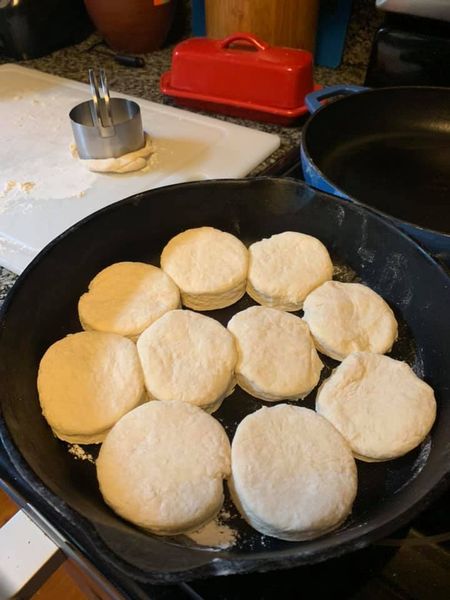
[{"x1": 0, "y1": 0, "x2": 382, "y2": 296}]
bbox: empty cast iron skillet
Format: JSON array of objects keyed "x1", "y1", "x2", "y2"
[
  {"x1": 1, "y1": 178, "x2": 450, "y2": 584},
  {"x1": 301, "y1": 86, "x2": 450, "y2": 264}
]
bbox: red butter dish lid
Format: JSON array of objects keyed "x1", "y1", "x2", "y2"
[{"x1": 160, "y1": 33, "x2": 319, "y2": 125}]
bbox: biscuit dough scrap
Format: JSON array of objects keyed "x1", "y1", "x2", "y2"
[{"x1": 74, "y1": 133, "x2": 153, "y2": 173}]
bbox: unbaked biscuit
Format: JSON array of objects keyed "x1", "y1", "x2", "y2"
[
  {"x1": 160, "y1": 227, "x2": 248, "y2": 310},
  {"x1": 303, "y1": 281, "x2": 398, "y2": 360},
  {"x1": 137, "y1": 309, "x2": 237, "y2": 413},
  {"x1": 229, "y1": 405, "x2": 357, "y2": 540},
  {"x1": 78, "y1": 262, "x2": 180, "y2": 340},
  {"x1": 227, "y1": 306, "x2": 322, "y2": 401},
  {"x1": 37, "y1": 331, "x2": 145, "y2": 444},
  {"x1": 97, "y1": 401, "x2": 231, "y2": 535},
  {"x1": 316, "y1": 352, "x2": 436, "y2": 461},
  {"x1": 247, "y1": 231, "x2": 333, "y2": 311}
]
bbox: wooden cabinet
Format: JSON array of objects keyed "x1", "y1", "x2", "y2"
[{"x1": 205, "y1": 0, "x2": 320, "y2": 51}]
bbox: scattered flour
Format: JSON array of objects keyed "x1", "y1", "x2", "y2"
[
  {"x1": 1, "y1": 90, "x2": 97, "y2": 202},
  {"x1": 68, "y1": 443, "x2": 95, "y2": 463},
  {"x1": 187, "y1": 511, "x2": 238, "y2": 549},
  {"x1": 394, "y1": 437, "x2": 432, "y2": 495}
]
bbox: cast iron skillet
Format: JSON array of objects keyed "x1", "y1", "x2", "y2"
[
  {"x1": 301, "y1": 86, "x2": 450, "y2": 263},
  {"x1": 1, "y1": 178, "x2": 450, "y2": 584}
]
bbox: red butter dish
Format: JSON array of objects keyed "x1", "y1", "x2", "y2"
[{"x1": 160, "y1": 33, "x2": 320, "y2": 125}]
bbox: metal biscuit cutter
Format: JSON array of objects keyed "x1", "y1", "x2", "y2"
[{"x1": 69, "y1": 68, "x2": 145, "y2": 159}]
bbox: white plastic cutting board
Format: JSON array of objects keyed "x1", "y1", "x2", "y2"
[{"x1": 0, "y1": 65, "x2": 280, "y2": 274}]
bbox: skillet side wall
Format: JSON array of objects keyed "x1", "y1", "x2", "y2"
[{"x1": 0, "y1": 178, "x2": 449, "y2": 582}]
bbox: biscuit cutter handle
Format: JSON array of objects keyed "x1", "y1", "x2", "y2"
[{"x1": 88, "y1": 68, "x2": 115, "y2": 137}]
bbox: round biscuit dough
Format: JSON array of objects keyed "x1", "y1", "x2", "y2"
[
  {"x1": 247, "y1": 232, "x2": 333, "y2": 311},
  {"x1": 37, "y1": 331, "x2": 145, "y2": 444},
  {"x1": 227, "y1": 306, "x2": 323, "y2": 401},
  {"x1": 316, "y1": 352, "x2": 437, "y2": 461},
  {"x1": 136, "y1": 309, "x2": 237, "y2": 413},
  {"x1": 303, "y1": 281, "x2": 398, "y2": 361},
  {"x1": 78, "y1": 262, "x2": 180, "y2": 340},
  {"x1": 97, "y1": 401, "x2": 231, "y2": 535},
  {"x1": 229, "y1": 405, "x2": 357, "y2": 540},
  {"x1": 160, "y1": 227, "x2": 248, "y2": 310}
]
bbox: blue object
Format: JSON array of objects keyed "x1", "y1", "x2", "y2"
[
  {"x1": 191, "y1": 0, "x2": 206, "y2": 36},
  {"x1": 300, "y1": 145, "x2": 345, "y2": 198},
  {"x1": 315, "y1": 0, "x2": 353, "y2": 68},
  {"x1": 301, "y1": 85, "x2": 450, "y2": 264},
  {"x1": 304, "y1": 84, "x2": 367, "y2": 113},
  {"x1": 302, "y1": 85, "x2": 369, "y2": 198}
]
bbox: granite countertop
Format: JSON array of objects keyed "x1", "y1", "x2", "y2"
[{"x1": 0, "y1": 0, "x2": 382, "y2": 296}]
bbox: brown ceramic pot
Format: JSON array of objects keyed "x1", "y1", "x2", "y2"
[{"x1": 84, "y1": 0, "x2": 176, "y2": 53}]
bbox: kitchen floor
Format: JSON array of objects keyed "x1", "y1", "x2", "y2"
[{"x1": 0, "y1": 488, "x2": 88, "y2": 599}]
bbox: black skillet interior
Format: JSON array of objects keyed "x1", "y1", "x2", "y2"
[
  {"x1": 302, "y1": 87, "x2": 450, "y2": 235},
  {"x1": 1, "y1": 178, "x2": 450, "y2": 584}
]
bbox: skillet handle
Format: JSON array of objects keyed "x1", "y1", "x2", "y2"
[
  {"x1": 0, "y1": 508, "x2": 63, "y2": 597},
  {"x1": 305, "y1": 84, "x2": 368, "y2": 113}
]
